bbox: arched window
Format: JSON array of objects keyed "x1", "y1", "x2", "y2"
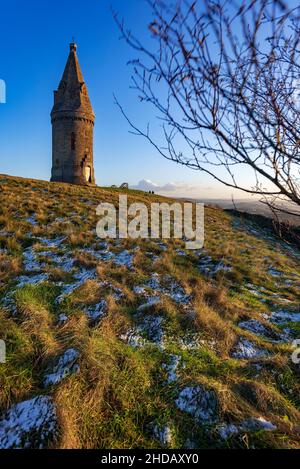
[{"x1": 71, "y1": 132, "x2": 76, "y2": 150}]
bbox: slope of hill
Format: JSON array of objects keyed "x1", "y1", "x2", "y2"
[{"x1": 0, "y1": 174, "x2": 299, "y2": 449}]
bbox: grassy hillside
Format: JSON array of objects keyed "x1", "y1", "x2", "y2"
[{"x1": 0, "y1": 174, "x2": 299, "y2": 449}]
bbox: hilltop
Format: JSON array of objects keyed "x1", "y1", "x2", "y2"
[{"x1": 0, "y1": 174, "x2": 299, "y2": 449}]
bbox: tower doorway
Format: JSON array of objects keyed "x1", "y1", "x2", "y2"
[{"x1": 84, "y1": 165, "x2": 92, "y2": 183}]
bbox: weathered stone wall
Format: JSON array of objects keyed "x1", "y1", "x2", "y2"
[{"x1": 51, "y1": 114, "x2": 95, "y2": 185}]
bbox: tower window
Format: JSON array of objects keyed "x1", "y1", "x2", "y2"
[{"x1": 71, "y1": 132, "x2": 76, "y2": 150}]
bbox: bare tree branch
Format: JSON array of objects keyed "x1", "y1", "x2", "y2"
[{"x1": 114, "y1": 0, "x2": 300, "y2": 217}]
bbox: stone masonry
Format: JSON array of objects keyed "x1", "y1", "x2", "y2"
[{"x1": 51, "y1": 43, "x2": 95, "y2": 185}]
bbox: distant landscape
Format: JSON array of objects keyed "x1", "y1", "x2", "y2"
[{"x1": 189, "y1": 199, "x2": 300, "y2": 226}]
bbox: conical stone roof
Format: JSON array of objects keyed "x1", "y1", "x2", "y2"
[{"x1": 51, "y1": 43, "x2": 94, "y2": 120}]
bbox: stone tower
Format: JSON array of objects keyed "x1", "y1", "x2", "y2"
[{"x1": 51, "y1": 43, "x2": 95, "y2": 185}]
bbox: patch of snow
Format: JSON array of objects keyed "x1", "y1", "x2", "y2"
[
  {"x1": 239, "y1": 319, "x2": 288, "y2": 343},
  {"x1": 208, "y1": 262, "x2": 232, "y2": 276},
  {"x1": 269, "y1": 310, "x2": 300, "y2": 324},
  {"x1": 156, "y1": 242, "x2": 168, "y2": 252},
  {"x1": 146, "y1": 273, "x2": 160, "y2": 290},
  {"x1": 121, "y1": 314, "x2": 165, "y2": 349},
  {"x1": 175, "y1": 386, "x2": 218, "y2": 423},
  {"x1": 80, "y1": 247, "x2": 110, "y2": 261},
  {"x1": 96, "y1": 241, "x2": 109, "y2": 251},
  {"x1": 198, "y1": 255, "x2": 232, "y2": 277},
  {"x1": 218, "y1": 423, "x2": 239, "y2": 440},
  {"x1": 177, "y1": 334, "x2": 216, "y2": 351},
  {"x1": 1, "y1": 292, "x2": 17, "y2": 315},
  {"x1": 43, "y1": 348, "x2": 80, "y2": 387},
  {"x1": 239, "y1": 319, "x2": 269, "y2": 336},
  {"x1": 241, "y1": 417, "x2": 277, "y2": 432},
  {"x1": 232, "y1": 338, "x2": 268, "y2": 359},
  {"x1": 82, "y1": 247, "x2": 134, "y2": 269},
  {"x1": 175, "y1": 249, "x2": 187, "y2": 257},
  {"x1": 137, "y1": 297, "x2": 161, "y2": 312},
  {"x1": 165, "y1": 283, "x2": 191, "y2": 305},
  {"x1": 23, "y1": 248, "x2": 43, "y2": 272},
  {"x1": 112, "y1": 287, "x2": 124, "y2": 301},
  {"x1": 57, "y1": 268, "x2": 97, "y2": 303},
  {"x1": 133, "y1": 286, "x2": 147, "y2": 295},
  {"x1": 197, "y1": 254, "x2": 212, "y2": 266},
  {"x1": 26, "y1": 216, "x2": 38, "y2": 226},
  {"x1": 270, "y1": 293, "x2": 293, "y2": 305},
  {"x1": 136, "y1": 314, "x2": 165, "y2": 345},
  {"x1": 142, "y1": 274, "x2": 191, "y2": 305},
  {"x1": 39, "y1": 251, "x2": 75, "y2": 272},
  {"x1": 99, "y1": 281, "x2": 124, "y2": 301},
  {"x1": 85, "y1": 299, "x2": 107, "y2": 321},
  {"x1": 151, "y1": 424, "x2": 173, "y2": 446},
  {"x1": 162, "y1": 355, "x2": 181, "y2": 384},
  {"x1": 244, "y1": 284, "x2": 266, "y2": 298},
  {"x1": 150, "y1": 275, "x2": 191, "y2": 305},
  {"x1": 16, "y1": 273, "x2": 49, "y2": 289},
  {"x1": 57, "y1": 314, "x2": 68, "y2": 323},
  {"x1": 120, "y1": 329, "x2": 148, "y2": 348},
  {"x1": 113, "y1": 250, "x2": 134, "y2": 268},
  {"x1": 0, "y1": 396, "x2": 57, "y2": 449},
  {"x1": 37, "y1": 237, "x2": 66, "y2": 249},
  {"x1": 218, "y1": 416, "x2": 277, "y2": 440},
  {"x1": 283, "y1": 279, "x2": 294, "y2": 287},
  {"x1": 268, "y1": 267, "x2": 283, "y2": 278},
  {"x1": 80, "y1": 198, "x2": 94, "y2": 206},
  {"x1": 145, "y1": 251, "x2": 159, "y2": 262}
]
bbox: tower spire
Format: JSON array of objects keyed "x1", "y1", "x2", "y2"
[
  {"x1": 70, "y1": 37, "x2": 77, "y2": 52},
  {"x1": 51, "y1": 42, "x2": 94, "y2": 117}
]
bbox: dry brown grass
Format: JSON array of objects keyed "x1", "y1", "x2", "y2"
[
  {"x1": 18, "y1": 304, "x2": 59, "y2": 360},
  {"x1": 194, "y1": 303, "x2": 236, "y2": 357},
  {"x1": 0, "y1": 254, "x2": 20, "y2": 284}
]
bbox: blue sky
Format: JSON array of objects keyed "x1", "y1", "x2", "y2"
[{"x1": 0, "y1": 0, "x2": 254, "y2": 199}]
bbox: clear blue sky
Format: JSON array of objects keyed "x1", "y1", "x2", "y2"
[{"x1": 0, "y1": 0, "x2": 251, "y2": 199}]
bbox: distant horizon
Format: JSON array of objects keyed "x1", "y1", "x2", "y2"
[{"x1": 0, "y1": 170, "x2": 256, "y2": 201}]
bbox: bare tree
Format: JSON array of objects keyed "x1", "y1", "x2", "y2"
[{"x1": 114, "y1": 0, "x2": 300, "y2": 218}]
